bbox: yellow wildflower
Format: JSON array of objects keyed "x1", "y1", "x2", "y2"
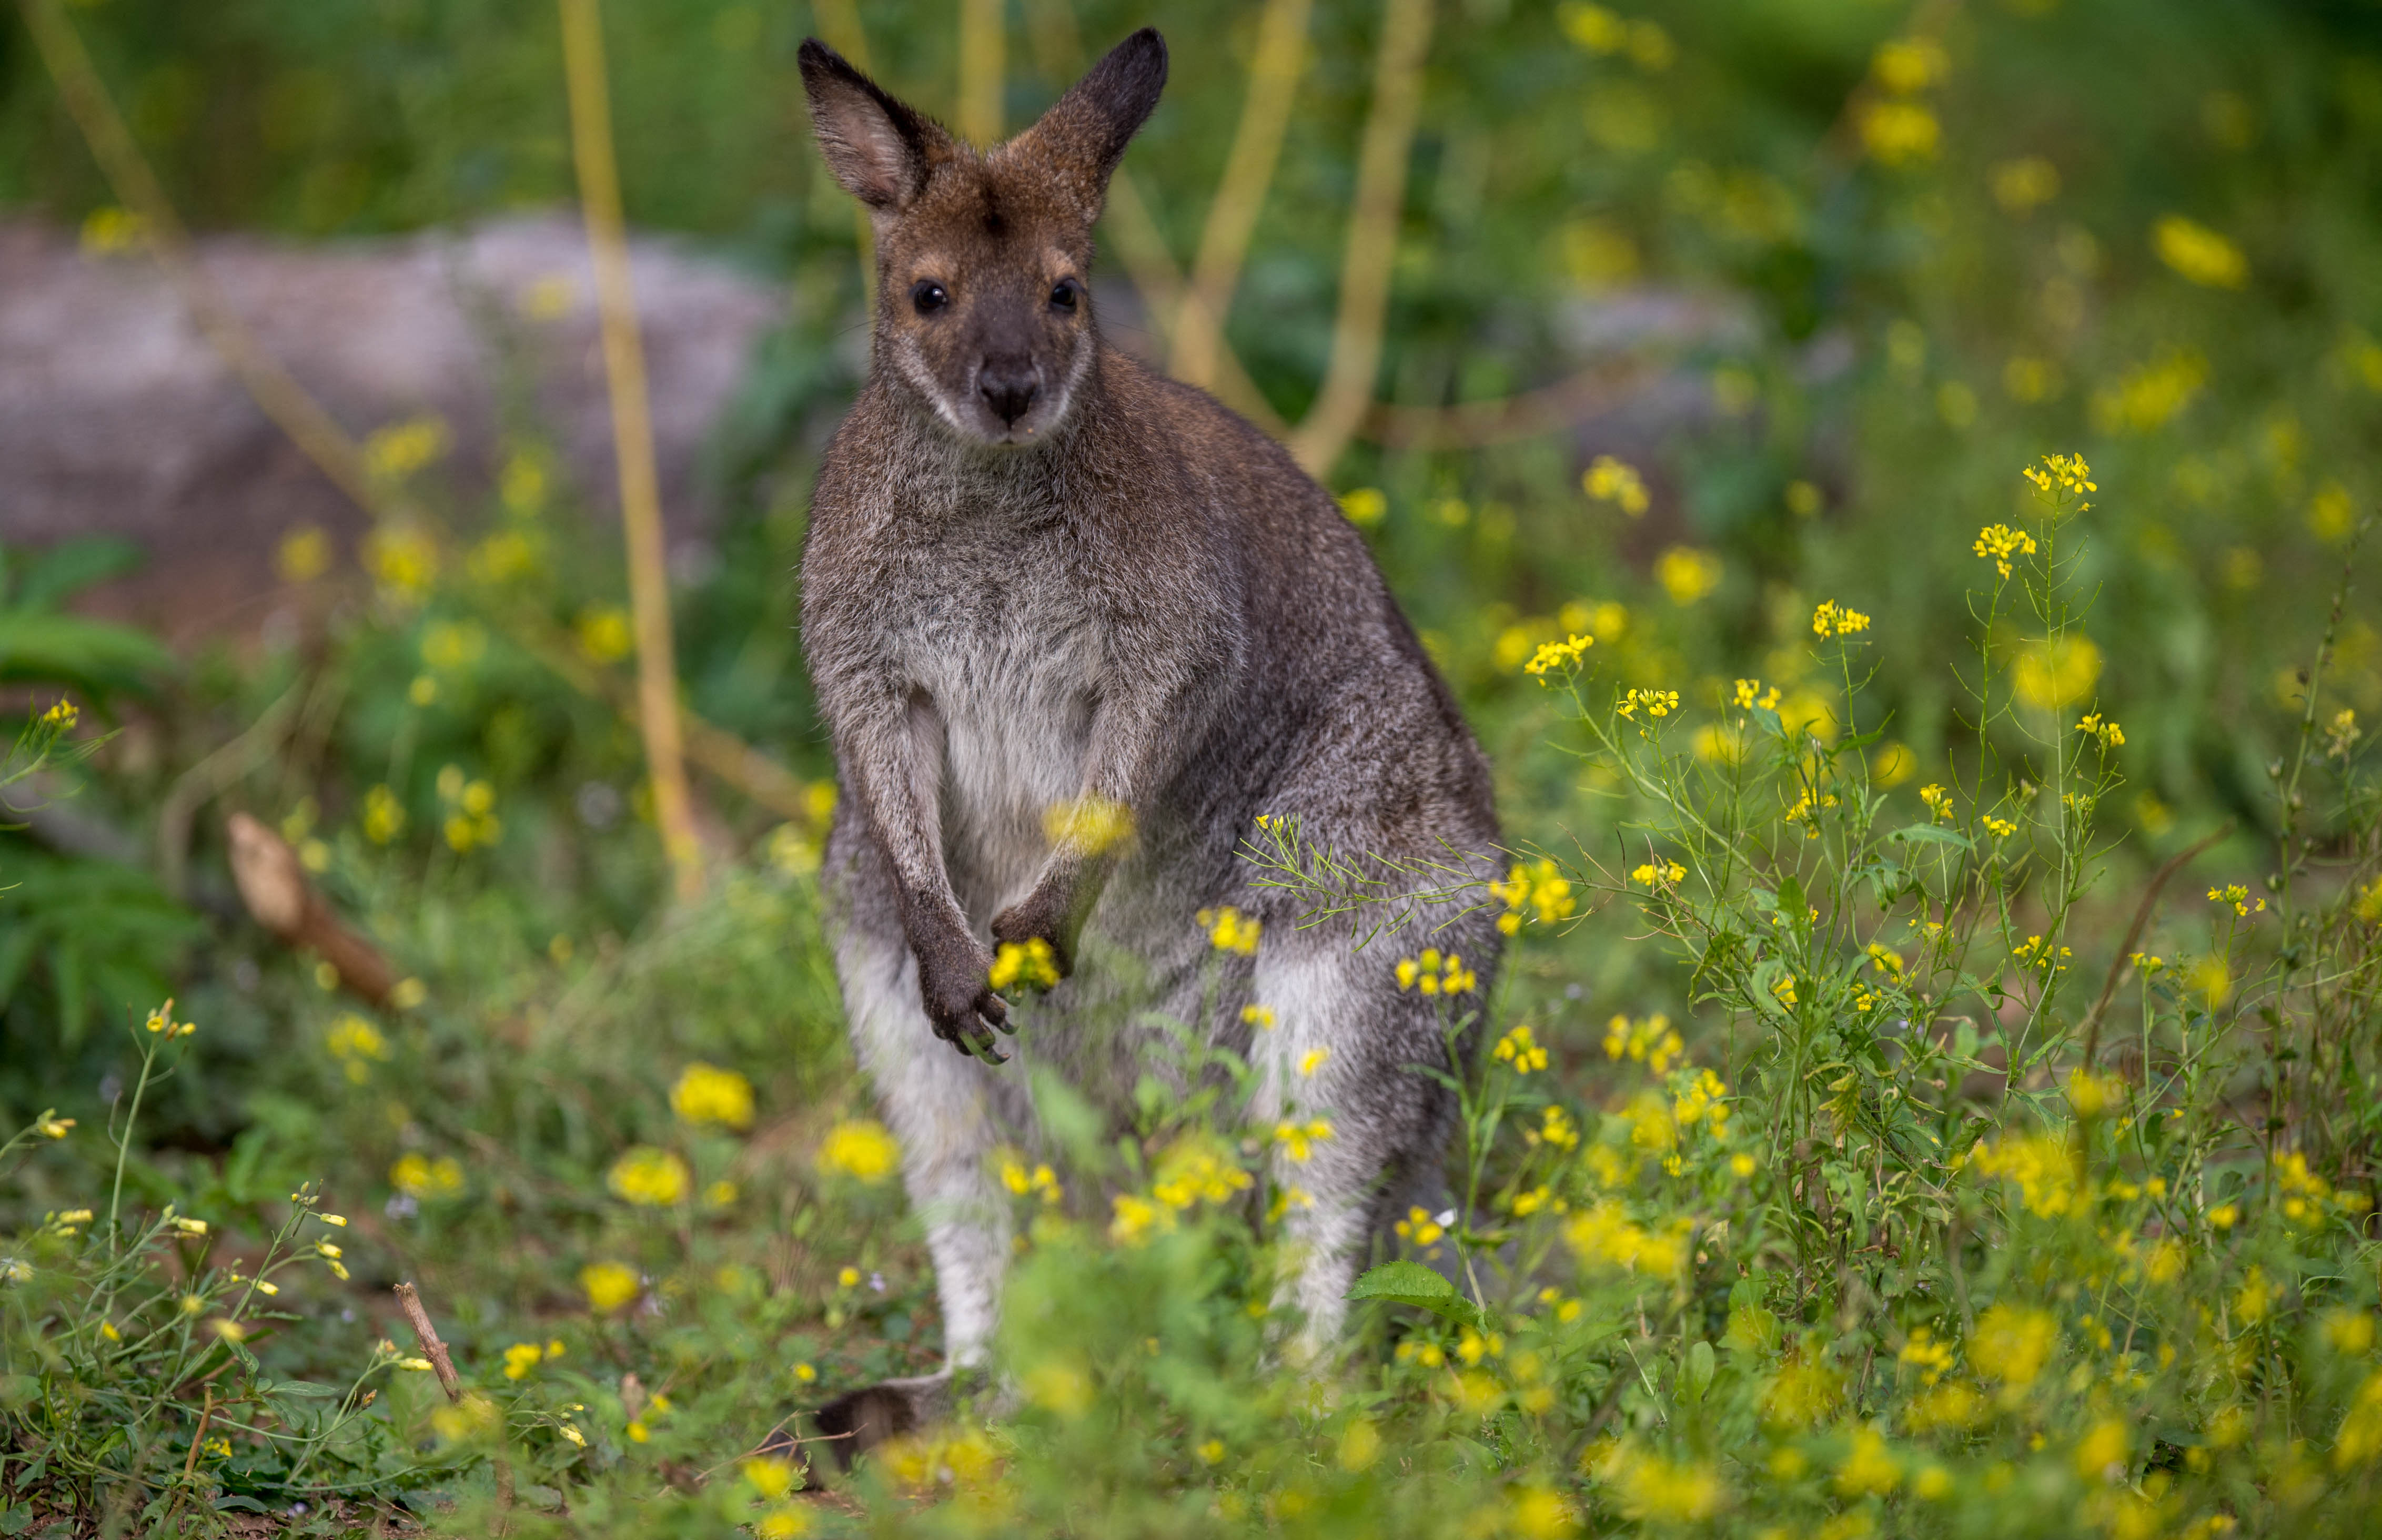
[
  {"x1": 670, "y1": 1062, "x2": 755, "y2": 1130},
  {"x1": 1043, "y1": 795, "x2": 1134, "y2": 854},
  {"x1": 607, "y1": 1147, "x2": 691, "y2": 1207},
  {"x1": 581, "y1": 1261, "x2": 640, "y2": 1314},
  {"x1": 2153, "y1": 215, "x2": 2249, "y2": 289},
  {"x1": 1197, "y1": 905, "x2": 1262, "y2": 955},
  {"x1": 1811, "y1": 600, "x2": 1871, "y2": 639},
  {"x1": 817, "y1": 1120, "x2": 901, "y2": 1183},
  {"x1": 1974, "y1": 522, "x2": 2037, "y2": 578},
  {"x1": 1493, "y1": 1025, "x2": 1549, "y2": 1073},
  {"x1": 1583, "y1": 454, "x2": 1650, "y2": 515},
  {"x1": 990, "y1": 937, "x2": 1061, "y2": 992}
]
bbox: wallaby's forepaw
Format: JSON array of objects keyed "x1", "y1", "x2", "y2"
[
  {"x1": 915, "y1": 933, "x2": 1012, "y2": 1062},
  {"x1": 990, "y1": 894, "x2": 1075, "y2": 979}
]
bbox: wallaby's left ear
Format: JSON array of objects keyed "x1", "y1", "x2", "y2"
[{"x1": 1011, "y1": 28, "x2": 1168, "y2": 220}]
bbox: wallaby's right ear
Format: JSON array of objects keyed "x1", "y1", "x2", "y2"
[{"x1": 798, "y1": 40, "x2": 949, "y2": 211}]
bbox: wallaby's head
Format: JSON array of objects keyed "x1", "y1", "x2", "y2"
[{"x1": 799, "y1": 30, "x2": 1167, "y2": 448}]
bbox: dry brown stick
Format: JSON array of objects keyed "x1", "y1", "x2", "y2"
[
  {"x1": 178, "y1": 1388, "x2": 216, "y2": 1484},
  {"x1": 559, "y1": 0, "x2": 705, "y2": 904},
  {"x1": 1168, "y1": 0, "x2": 1313, "y2": 391},
  {"x1": 956, "y1": 0, "x2": 1004, "y2": 143},
  {"x1": 2077, "y1": 820, "x2": 2234, "y2": 1069},
  {"x1": 392, "y1": 1283, "x2": 463, "y2": 1403},
  {"x1": 1287, "y1": 0, "x2": 1435, "y2": 477},
  {"x1": 225, "y1": 814, "x2": 398, "y2": 1005}
]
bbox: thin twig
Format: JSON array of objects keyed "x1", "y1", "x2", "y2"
[
  {"x1": 1287, "y1": 0, "x2": 1435, "y2": 477},
  {"x1": 559, "y1": 0, "x2": 705, "y2": 904},
  {"x1": 178, "y1": 1389, "x2": 215, "y2": 1484},
  {"x1": 391, "y1": 1283, "x2": 462, "y2": 1404},
  {"x1": 2077, "y1": 821, "x2": 2233, "y2": 1068}
]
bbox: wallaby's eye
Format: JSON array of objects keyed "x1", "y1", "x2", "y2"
[
  {"x1": 1048, "y1": 279, "x2": 1081, "y2": 313},
  {"x1": 912, "y1": 280, "x2": 950, "y2": 315}
]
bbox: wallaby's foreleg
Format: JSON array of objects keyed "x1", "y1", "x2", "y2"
[
  {"x1": 826, "y1": 689, "x2": 1011, "y2": 1058},
  {"x1": 823, "y1": 823, "x2": 1015, "y2": 1366}
]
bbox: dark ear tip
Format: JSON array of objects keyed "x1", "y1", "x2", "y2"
[
  {"x1": 797, "y1": 36, "x2": 853, "y2": 83},
  {"x1": 1125, "y1": 27, "x2": 1168, "y2": 80}
]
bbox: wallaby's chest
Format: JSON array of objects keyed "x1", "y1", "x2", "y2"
[{"x1": 875, "y1": 512, "x2": 1104, "y2": 903}]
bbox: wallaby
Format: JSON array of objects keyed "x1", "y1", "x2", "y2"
[{"x1": 795, "y1": 27, "x2": 1502, "y2": 1451}]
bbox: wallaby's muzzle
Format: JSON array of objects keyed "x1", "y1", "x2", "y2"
[{"x1": 976, "y1": 356, "x2": 1041, "y2": 430}]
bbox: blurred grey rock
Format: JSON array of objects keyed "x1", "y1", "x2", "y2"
[{"x1": 0, "y1": 215, "x2": 782, "y2": 642}]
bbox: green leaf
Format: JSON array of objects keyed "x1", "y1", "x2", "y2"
[
  {"x1": 1347, "y1": 1261, "x2": 1483, "y2": 1326},
  {"x1": 1890, "y1": 823, "x2": 1974, "y2": 852}
]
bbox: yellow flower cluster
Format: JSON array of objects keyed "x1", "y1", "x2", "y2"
[
  {"x1": 608, "y1": 1147, "x2": 691, "y2": 1207},
  {"x1": 364, "y1": 524, "x2": 439, "y2": 606},
  {"x1": 143, "y1": 999, "x2": 196, "y2": 1038},
  {"x1": 1656, "y1": 547, "x2": 1723, "y2": 605},
  {"x1": 2012, "y1": 934, "x2": 2072, "y2": 974},
  {"x1": 1395, "y1": 948, "x2": 1478, "y2": 995},
  {"x1": 2023, "y1": 451, "x2": 2097, "y2": 504},
  {"x1": 362, "y1": 416, "x2": 450, "y2": 482},
  {"x1": 1197, "y1": 905, "x2": 1262, "y2": 955},
  {"x1": 817, "y1": 1119, "x2": 901, "y2": 1183},
  {"x1": 1591, "y1": 1441, "x2": 1727, "y2": 1522},
  {"x1": 575, "y1": 605, "x2": 634, "y2": 664},
  {"x1": 391, "y1": 1153, "x2": 465, "y2": 1200},
  {"x1": 2207, "y1": 884, "x2": 2256, "y2": 918},
  {"x1": 1273, "y1": 1119, "x2": 1334, "y2": 1163},
  {"x1": 436, "y1": 765, "x2": 500, "y2": 852},
  {"x1": 1564, "y1": 1200, "x2": 1690, "y2": 1277},
  {"x1": 671, "y1": 1062, "x2": 755, "y2": 1130},
  {"x1": 1582, "y1": 454, "x2": 1649, "y2": 515},
  {"x1": 325, "y1": 1014, "x2": 387, "y2": 1083},
  {"x1": 1617, "y1": 687, "x2": 1680, "y2": 720},
  {"x1": 1732, "y1": 677, "x2": 1782, "y2": 712},
  {"x1": 1531, "y1": 1105, "x2": 1581, "y2": 1153},
  {"x1": 1522, "y1": 633, "x2": 1592, "y2": 678},
  {"x1": 1974, "y1": 522, "x2": 2038, "y2": 578},
  {"x1": 1337, "y1": 487, "x2": 1388, "y2": 527},
  {"x1": 1488, "y1": 859, "x2": 1576, "y2": 935},
  {"x1": 1605, "y1": 1014, "x2": 1683, "y2": 1072},
  {"x1": 1000, "y1": 1156, "x2": 1062, "y2": 1203},
  {"x1": 1043, "y1": 795, "x2": 1134, "y2": 854},
  {"x1": 1965, "y1": 1133, "x2": 2079, "y2": 1218},
  {"x1": 39, "y1": 697, "x2": 77, "y2": 731},
  {"x1": 580, "y1": 1261, "x2": 640, "y2": 1314},
  {"x1": 2153, "y1": 215, "x2": 2249, "y2": 289},
  {"x1": 1112, "y1": 1138, "x2": 1255, "y2": 1244},
  {"x1": 1395, "y1": 1205, "x2": 1450, "y2": 1248},
  {"x1": 2077, "y1": 712, "x2": 2126, "y2": 749},
  {"x1": 361, "y1": 784, "x2": 406, "y2": 845},
  {"x1": 1920, "y1": 783, "x2": 1951, "y2": 820},
  {"x1": 1811, "y1": 600, "x2": 1871, "y2": 638},
  {"x1": 1673, "y1": 1069, "x2": 1729, "y2": 1134},
  {"x1": 1631, "y1": 859, "x2": 1685, "y2": 886},
  {"x1": 991, "y1": 938, "x2": 1061, "y2": 992},
  {"x1": 1493, "y1": 1025, "x2": 1549, "y2": 1073},
  {"x1": 502, "y1": 1339, "x2": 566, "y2": 1380}
]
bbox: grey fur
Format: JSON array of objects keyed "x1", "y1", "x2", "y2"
[{"x1": 795, "y1": 28, "x2": 1501, "y2": 1446}]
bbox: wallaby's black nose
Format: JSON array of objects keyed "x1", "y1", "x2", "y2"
[{"x1": 979, "y1": 359, "x2": 1039, "y2": 427}]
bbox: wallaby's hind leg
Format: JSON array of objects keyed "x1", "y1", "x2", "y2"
[{"x1": 1251, "y1": 924, "x2": 1486, "y2": 1353}]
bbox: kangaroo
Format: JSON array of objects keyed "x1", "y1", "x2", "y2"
[{"x1": 796, "y1": 27, "x2": 1502, "y2": 1451}]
